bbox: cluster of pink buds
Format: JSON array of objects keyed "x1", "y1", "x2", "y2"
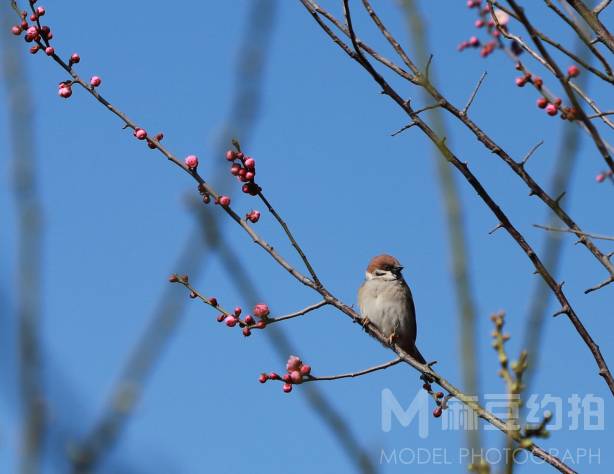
[
  {"x1": 457, "y1": 35, "x2": 480, "y2": 51},
  {"x1": 421, "y1": 380, "x2": 447, "y2": 417},
  {"x1": 58, "y1": 80, "x2": 72, "y2": 98},
  {"x1": 259, "y1": 355, "x2": 312, "y2": 393},
  {"x1": 12, "y1": 3, "x2": 53, "y2": 45},
  {"x1": 217, "y1": 303, "x2": 269, "y2": 337},
  {"x1": 511, "y1": 64, "x2": 579, "y2": 120},
  {"x1": 596, "y1": 170, "x2": 613, "y2": 183},
  {"x1": 225, "y1": 149, "x2": 262, "y2": 196},
  {"x1": 459, "y1": 2, "x2": 517, "y2": 58}
]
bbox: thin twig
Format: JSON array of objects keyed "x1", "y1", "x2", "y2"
[
  {"x1": 534, "y1": 224, "x2": 614, "y2": 242},
  {"x1": 306, "y1": 358, "x2": 402, "y2": 381},
  {"x1": 521, "y1": 140, "x2": 544, "y2": 166},
  {"x1": 462, "y1": 71, "x2": 488, "y2": 115},
  {"x1": 267, "y1": 301, "x2": 328, "y2": 324},
  {"x1": 257, "y1": 191, "x2": 322, "y2": 287}
]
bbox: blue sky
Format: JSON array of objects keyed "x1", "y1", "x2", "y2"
[{"x1": 1, "y1": 1, "x2": 612, "y2": 473}]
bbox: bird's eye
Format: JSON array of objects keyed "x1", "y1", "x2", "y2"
[{"x1": 374, "y1": 270, "x2": 386, "y2": 276}]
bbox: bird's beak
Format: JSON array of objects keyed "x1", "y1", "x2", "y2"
[{"x1": 395, "y1": 265, "x2": 404, "y2": 272}]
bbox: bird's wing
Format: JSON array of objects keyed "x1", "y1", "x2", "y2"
[{"x1": 357, "y1": 280, "x2": 367, "y2": 315}]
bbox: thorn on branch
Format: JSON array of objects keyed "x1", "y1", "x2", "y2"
[
  {"x1": 390, "y1": 122, "x2": 417, "y2": 137},
  {"x1": 489, "y1": 223, "x2": 504, "y2": 235},
  {"x1": 554, "y1": 191, "x2": 566, "y2": 204},
  {"x1": 553, "y1": 306, "x2": 569, "y2": 317}
]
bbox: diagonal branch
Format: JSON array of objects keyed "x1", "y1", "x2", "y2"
[
  {"x1": 299, "y1": 0, "x2": 614, "y2": 403},
  {"x1": 503, "y1": 0, "x2": 614, "y2": 172},
  {"x1": 566, "y1": 0, "x2": 614, "y2": 51}
]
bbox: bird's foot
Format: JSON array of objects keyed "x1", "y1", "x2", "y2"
[
  {"x1": 360, "y1": 316, "x2": 370, "y2": 329},
  {"x1": 387, "y1": 330, "x2": 398, "y2": 346}
]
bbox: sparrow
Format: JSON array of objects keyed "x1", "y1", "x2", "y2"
[{"x1": 358, "y1": 254, "x2": 426, "y2": 364}]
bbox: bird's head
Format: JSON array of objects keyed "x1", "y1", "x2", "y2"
[{"x1": 365, "y1": 254, "x2": 404, "y2": 281}]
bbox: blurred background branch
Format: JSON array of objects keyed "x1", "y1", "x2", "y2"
[
  {"x1": 399, "y1": 0, "x2": 482, "y2": 458},
  {"x1": 1, "y1": 7, "x2": 46, "y2": 474}
]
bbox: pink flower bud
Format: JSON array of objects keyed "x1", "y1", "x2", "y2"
[
  {"x1": 70, "y1": 53, "x2": 81, "y2": 64},
  {"x1": 286, "y1": 355, "x2": 302, "y2": 372},
  {"x1": 290, "y1": 370, "x2": 302, "y2": 384},
  {"x1": 90, "y1": 76, "x2": 102, "y2": 87},
  {"x1": 234, "y1": 307, "x2": 242, "y2": 316},
  {"x1": 189, "y1": 291, "x2": 197, "y2": 299},
  {"x1": 468, "y1": 36, "x2": 479, "y2": 47},
  {"x1": 536, "y1": 97, "x2": 548, "y2": 109},
  {"x1": 567, "y1": 65, "x2": 580, "y2": 77},
  {"x1": 246, "y1": 210, "x2": 261, "y2": 223},
  {"x1": 515, "y1": 77, "x2": 526, "y2": 87},
  {"x1": 433, "y1": 406, "x2": 443, "y2": 418},
  {"x1": 225, "y1": 150, "x2": 236, "y2": 161},
  {"x1": 254, "y1": 303, "x2": 270, "y2": 318},
  {"x1": 208, "y1": 297, "x2": 218, "y2": 306},
  {"x1": 245, "y1": 171, "x2": 255, "y2": 181},
  {"x1": 216, "y1": 314, "x2": 225, "y2": 322},
  {"x1": 230, "y1": 164, "x2": 241, "y2": 175},
  {"x1": 268, "y1": 372, "x2": 280, "y2": 380},
  {"x1": 596, "y1": 173, "x2": 605, "y2": 183},
  {"x1": 532, "y1": 76, "x2": 543, "y2": 88},
  {"x1": 299, "y1": 364, "x2": 311, "y2": 376},
  {"x1": 282, "y1": 374, "x2": 291, "y2": 383},
  {"x1": 282, "y1": 383, "x2": 293, "y2": 393},
  {"x1": 30, "y1": 45, "x2": 40, "y2": 54},
  {"x1": 45, "y1": 46, "x2": 54, "y2": 56},
  {"x1": 11, "y1": 25, "x2": 22, "y2": 35},
  {"x1": 245, "y1": 315, "x2": 254, "y2": 325},
  {"x1": 168, "y1": 274, "x2": 179, "y2": 283},
  {"x1": 225, "y1": 316, "x2": 238, "y2": 327},
  {"x1": 255, "y1": 321, "x2": 266, "y2": 329},
  {"x1": 475, "y1": 19, "x2": 484, "y2": 28},
  {"x1": 244, "y1": 157, "x2": 255, "y2": 169},
  {"x1": 242, "y1": 327, "x2": 251, "y2": 337},
  {"x1": 58, "y1": 86, "x2": 72, "y2": 98},
  {"x1": 259, "y1": 373, "x2": 268, "y2": 383},
  {"x1": 36, "y1": 6, "x2": 45, "y2": 16},
  {"x1": 185, "y1": 154, "x2": 199, "y2": 169},
  {"x1": 134, "y1": 128, "x2": 147, "y2": 140},
  {"x1": 545, "y1": 104, "x2": 557, "y2": 116},
  {"x1": 218, "y1": 195, "x2": 231, "y2": 207}
]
